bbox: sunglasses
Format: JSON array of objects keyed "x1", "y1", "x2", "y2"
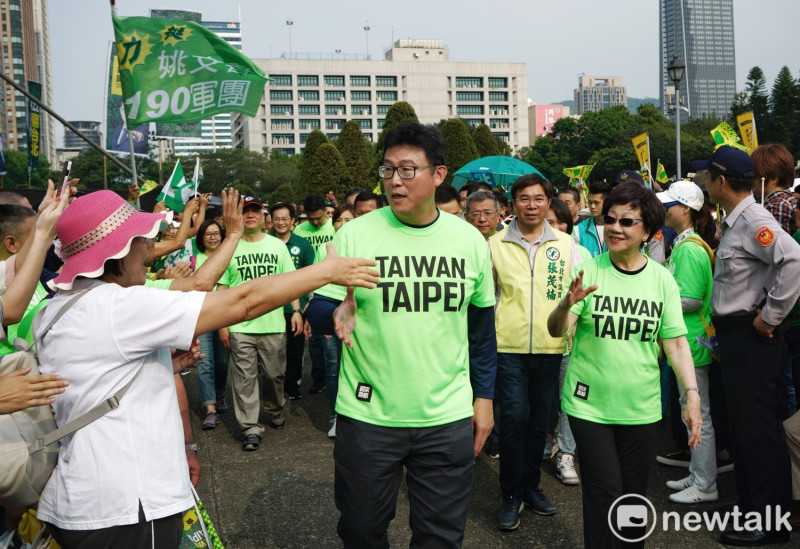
[{"x1": 603, "y1": 215, "x2": 643, "y2": 228}]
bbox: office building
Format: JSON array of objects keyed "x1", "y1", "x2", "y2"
[
  {"x1": 64, "y1": 120, "x2": 101, "y2": 152},
  {"x1": 573, "y1": 75, "x2": 627, "y2": 115},
  {"x1": 231, "y1": 39, "x2": 529, "y2": 155},
  {"x1": 527, "y1": 102, "x2": 569, "y2": 141},
  {"x1": 659, "y1": 0, "x2": 736, "y2": 121},
  {"x1": 0, "y1": 0, "x2": 55, "y2": 163}
]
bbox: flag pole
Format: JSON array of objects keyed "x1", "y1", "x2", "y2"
[{"x1": 110, "y1": 0, "x2": 139, "y2": 200}]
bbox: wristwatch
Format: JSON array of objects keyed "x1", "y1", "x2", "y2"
[
  {"x1": 185, "y1": 443, "x2": 198, "y2": 452},
  {"x1": 293, "y1": 308, "x2": 302, "y2": 314}
]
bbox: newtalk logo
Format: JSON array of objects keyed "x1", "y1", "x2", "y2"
[{"x1": 608, "y1": 494, "x2": 793, "y2": 543}]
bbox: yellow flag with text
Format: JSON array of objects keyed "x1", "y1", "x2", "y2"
[
  {"x1": 631, "y1": 133, "x2": 651, "y2": 183},
  {"x1": 736, "y1": 112, "x2": 758, "y2": 152}
]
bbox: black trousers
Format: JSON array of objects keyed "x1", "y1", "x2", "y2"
[
  {"x1": 716, "y1": 322, "x2": 792, "y2": 515},
  {"x1": 47, "y1": 503, "x2": 183, "y2": 549},
  {"x1": 569, "y1": 417, "x2": 657, "y2": 549},
  {"x1": 334, "y1": 415, "x2": 474, "y2": 549},
  {"x1": 283, "y1": 312, "x2": 306, "y2": 395}
]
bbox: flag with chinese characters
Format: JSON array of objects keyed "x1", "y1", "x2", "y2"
[
  {"x1": 656, "y1": 161, "x2": 669, "y2": 184},
  {"x1": 736, "y1": 112, "x2": 758, "y2": 152},
  {"x1": 27, "y1": 81, "x2": 41, "y2": 174},
  {"x1": 157, "y1": 160, "x2": 194, "y2": 212},
  {"x1": 111, "y1": 15, "x2": 267, "y2": 126}
]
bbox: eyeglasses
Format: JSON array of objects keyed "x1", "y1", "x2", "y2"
[
  {"x1": 378, "y1": 165, "x2": 435, "y2": 180},
  {"x1": 515, "y1": 196, "x2": 549, "y2": 206},
  {"x1": 271, "y1": 217, "x2": 292, "y2": 223},
  {"x1": 467, "y1": 209, "x2": 498, "y2": 220},
  {"x1": 603, "y1": 215, "x2": 643, "y2": 228},
  {"x1": 662, "y1": 201, "x2": 680, "y2": 210},
  {"x1": 204, "y1": 232, "x2": 221, "y2": 238}
]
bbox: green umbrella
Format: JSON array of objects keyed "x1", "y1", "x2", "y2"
[{"x1": 452, "y1": 156, "x2": 544, "y2": 191}]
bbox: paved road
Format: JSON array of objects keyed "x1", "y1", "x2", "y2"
[{"x1": 183, "y1": 368, "x2": 795, "y2": 548}]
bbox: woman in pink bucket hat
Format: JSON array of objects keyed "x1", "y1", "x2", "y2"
[{"x1": 34, "y1": 189, "x2": 379, "y2": 548}]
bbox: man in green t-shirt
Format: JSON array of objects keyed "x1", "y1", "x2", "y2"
[
  {"x1": 218, "y1": 196, "x2": 300, "y2": 451},
  {"x1": 270, "y1": 202, "x2": 314, "y2": 400},
  {"x1": 332, "y1": 122, "x2": 497, "y2": 547}
]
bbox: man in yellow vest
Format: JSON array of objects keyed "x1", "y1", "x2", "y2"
[{"x1": 489, "y1": 174, "x2": 585, "y2": 531}]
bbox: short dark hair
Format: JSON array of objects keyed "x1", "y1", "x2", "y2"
[
  {"x1": 303, "y1": 194, "x2": 326, "y2": 214},
  {"x1": 752, "y1": 143, "x2": 795, "y2": 189},
  {"x1": 710, "y1": 169, "x2": 752, "y2": 193},
  {"x1": 587, "y1": 181, "x2": 613, "y2": 196},
  {"x1": 270, "y1": 202, "x2": 296, "y2": 219},
  {"x1": 104, "y1": 258, "x2": 124, "y2": 278},
  {"x1": 333, "y1": 203, "x2": 355, "y2": 223},
  {"x1": 435, "y1": 184, "x2": 460, "y2": 205},
  {"x1": 510, "y1": 174, "x2": 554, "y2": 200},
  {"x1": 383, "y1": 122, "x2": 446, "y2": 167},
  {"x1": 196, "y1": 219, "x2": 226, "y2": 253},
  {"x1": 492, "y1": 189, "x2": 509, "y2": 208},
  {"x1": 0, "y1": 204, "x2": 35, "y2": 240},
  {"x1": 0, "y1": 191, "x2": 30, "y2": 206},
  {"x1": 558, "y1": 187, "x2": 580, "y2": 204},
  {"x1": 345, "y1": 187, "x2": 367, "y2": 203},
  {"x1": 354, "y1": 191, "x2": 379, "y2": 207},
  {"x1": 548, "y1": 198, "x2": 574, "y2": 235},
  {"x1": 467, "y1": 181, "x2": 493, "y2": 196},
  {"x1": 601, "y1": 182, "x2": 664, "y2": 239}
]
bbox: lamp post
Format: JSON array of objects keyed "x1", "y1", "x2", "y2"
[
  {"x1": 363, "y1": 23, "x2": 370, "y2": 59},
  {"x1": 667, "y1": 55, "x2": 686, "y2": 180},
  {"x1": 286, "y1": 20, "x2": 293, "y2": 58}
]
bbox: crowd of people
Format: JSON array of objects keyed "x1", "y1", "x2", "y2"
[{"x1": 1, "y1": 122, "x2": 800, "y2": 548}]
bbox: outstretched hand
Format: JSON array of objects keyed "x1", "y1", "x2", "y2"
[
  {"x1": 323, "y1": 243, "x2": 380, "y2": 289},
  {"x1": 221, "y1": 188, "x2": 244, "y2": 237},
  {"x1": 559, "y1": 270, "x2": 598, "y2": 310},
  {"x1": 334, "y1": 286, "x2": 357, "y2": 348}
]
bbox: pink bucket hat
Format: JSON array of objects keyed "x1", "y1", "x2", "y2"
[{"x1": 53, "y1": 191, "x2": 171, "y2": 290}]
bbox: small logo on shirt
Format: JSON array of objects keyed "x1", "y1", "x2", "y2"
[
  {"x1": 545, "y1": 247, "x2": 560, "y2": 261},
  {"x1": 356, "y1": 382, "x2": 372, "y2": 402},
  {"x1": 653, "y1": 230, "x2": 663, "y2": 242},
  {"x1": 755, "y1": 225, "x2": 775, "y2": 247},
  {"x1": 574, "y1": 382, "x2": 590, "y2": 400},
  {"x1": 290, "y1": 245, "x2": 300, "y2": 255}
]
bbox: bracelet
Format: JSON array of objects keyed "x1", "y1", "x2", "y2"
[
  {"x1": 293, "y1": 309, "x2": 302, "y2": 314},
  {"x1": 185, "y1": 443, "x2": 198, "y2": 452},
  {"x1": 684, "y1": 387, "x2": 699, "y2": 396}
]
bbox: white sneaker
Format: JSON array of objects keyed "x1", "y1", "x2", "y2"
[
  {"x1": 327, "y1": 418, "x2": 337, "y2": 438},
  {"x1": 668, "y1": 485, "x2": 719, "y2": 504},
  {"x1": 556, "y1": 454, "x2": 580, "y2": 485},
  {"x1": 666, "y1": 475, "x2": 693, "y2": 491}
]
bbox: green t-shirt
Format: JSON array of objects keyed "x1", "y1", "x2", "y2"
[
  {"x1": 282, "y1": 232, "x2": 315, "y2": 313},
  {"x1": 293, "y1": 218, "x2": 335, "y2": 260},
  {"x1": 218, "y1": 235, "x2": 296, "y2": 334},
  {"x1": 144, "y1": 278, "x2": 173, "y2": 290},
  {"x1": 563, "y1": 254, "x2": 687, "y2": 425},
  {"x1": 333, "y1": 208, "x2": 495, "y2": 427},
  {"x1": 667, "y1": 235, "x2": 713, "y2": 367}
]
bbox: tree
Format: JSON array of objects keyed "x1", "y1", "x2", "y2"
[
  {"x1": 745, "y1": 67, "x2": 771, "y2": 138},
  {"x1": 374, "y1": 101, "x2": 419, "y2": 163},
  {"x1": 197, "y1": 148, "x2": 271, "y2": 196},
  {"x1": 440, "y1": 118, "x2": 478, "y2": 186},
  {"x1": 336, "y1": 120, "x2": 372, "y2": 189},
  {"x1": 0, "y1": 150, "x2": 57, "y2": 189},
  {"x1": 298, "y1": 130, "x2": 328, "y2": 193},
  {"x1": 67, "y1": 148, "x2": 160, "y2": 190},
  {"x1": 473, "y1": 124, "x2": 500, "y2": 157},
  {"x1": 770, "y1": 66, "x2": 800, "y2": 154},
  {"x1": 296, "y1": 143, "x2": 352, "y2": 200},
  {"x1": 270, "y1": 183, "x2": 295, "y2": 205}
]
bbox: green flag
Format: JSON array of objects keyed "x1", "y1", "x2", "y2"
[
  {"x1": 112, "y1": 15, "x2": 267, "y2": 126},
  {"x1": 157, "y1": 160, "x2": 193, "y2": 212}
]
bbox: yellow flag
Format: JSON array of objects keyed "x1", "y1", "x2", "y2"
[
  {"x1": 138, "y1": 179, "x2": 159, "y2": 196},
  {"x1": 656, "y1": 161, "x2": 669, "y2": 184},
  {"x1": 110, "y1": 54, "x2": 122, "y2": 96},
  {"x1": 736, "y1": 112, "x2": 758, "y2": 152},
  {"x1": 372, "y1": 182, "x2": 382, "y2": 195},
  {"x1": 631, "y1": 133, "x2": 652, "y2": 185},
  {"x1": 710, "y1": 121, "x2": 749, "y2": 153},
  {"x1": 562, "y1": 164, "x2": 594, "y2": 180}
]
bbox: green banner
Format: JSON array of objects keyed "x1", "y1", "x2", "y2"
[
  {"x1": 112, "y1": 15, "x2": 267, "y2": 126},
  {"x1": 27, "y1": 80, "x2": 41, "y2": 173}
]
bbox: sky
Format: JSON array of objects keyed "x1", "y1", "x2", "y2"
[{"x1": 50, "y1": 0, "x2": 800, "y2": 145}]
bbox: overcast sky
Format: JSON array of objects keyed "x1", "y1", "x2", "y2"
[{"x1": 50, "y1": 0, "x2": 799, "y2": 144}]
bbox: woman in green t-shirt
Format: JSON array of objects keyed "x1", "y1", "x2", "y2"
[
  {"x1": 658, "y1": 181, "x2": 721, "y2": 504},
  {"x1": 548, "y1": 182, "x2": 702, "y2": 548}
]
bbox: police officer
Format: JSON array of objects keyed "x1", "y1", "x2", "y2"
[{"x1": 697, "y1": 145, "x2": 800, "y2": 546}]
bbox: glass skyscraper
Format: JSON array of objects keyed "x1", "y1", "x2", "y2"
[{"x1": 659, "y1": 0, "x2": 736, "y2": 121}]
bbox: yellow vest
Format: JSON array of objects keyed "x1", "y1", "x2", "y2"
[{"x1": 490, "y1": 224, "x2": 572, "y2": 354}]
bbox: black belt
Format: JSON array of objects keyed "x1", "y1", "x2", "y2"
[{"x1": 711, "y1": 312, "x2": 756, "y2": 330}]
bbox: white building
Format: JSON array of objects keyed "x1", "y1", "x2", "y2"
[{"x1": 232, "y1": 39, "x2": 528, "y2": 155}]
